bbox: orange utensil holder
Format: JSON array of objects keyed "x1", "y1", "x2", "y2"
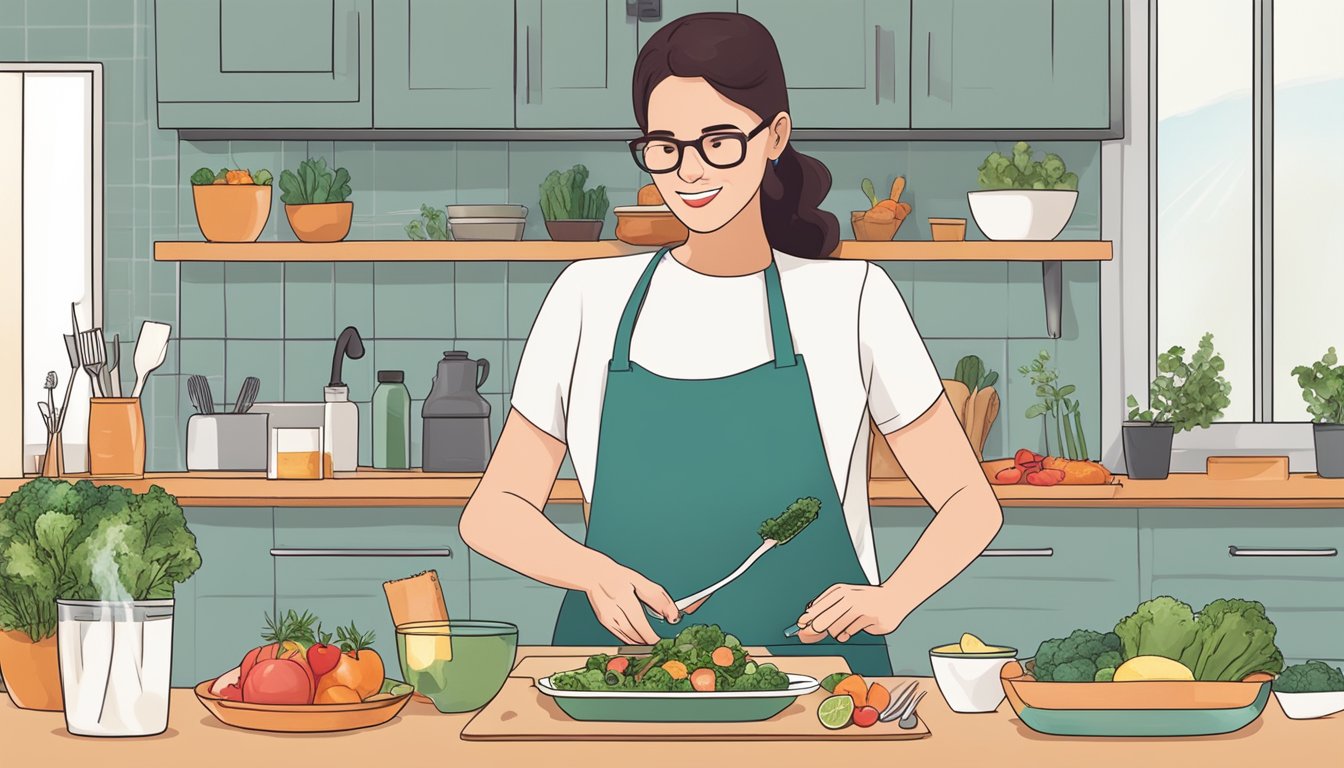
[{"x1": 88, "y1": 397, "x2": 145, "y2": 478}]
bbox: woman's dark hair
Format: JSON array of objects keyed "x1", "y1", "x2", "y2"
[{"x1": 632, "y1": 12, "x2": 840, "y2": 259}]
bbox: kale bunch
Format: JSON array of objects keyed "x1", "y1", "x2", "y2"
[{"x1": 1274, "y1": 661, "x2": 1344, "y2": 693}]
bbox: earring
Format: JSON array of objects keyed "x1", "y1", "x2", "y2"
[{"x1": 772, "y1": 157, "x2": 780, "y2": 167}]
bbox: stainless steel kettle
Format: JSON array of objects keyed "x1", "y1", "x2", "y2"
[{"x1": 421, "y1": 351, "x2": 492, "y2": 472}]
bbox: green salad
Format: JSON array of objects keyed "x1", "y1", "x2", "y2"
[{"x1": 549, "y1": 624, "x2": 790, "y2": 693}]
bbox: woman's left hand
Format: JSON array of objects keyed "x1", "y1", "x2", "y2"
[{"x1": 793, "y1": 583, "x2": 910, "y2": 643}]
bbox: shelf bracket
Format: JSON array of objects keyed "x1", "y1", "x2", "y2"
[{"x1": 1042, "y1": 261, "x2": 1063, "y2": 339}]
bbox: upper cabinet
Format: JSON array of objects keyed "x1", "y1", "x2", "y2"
[
  {"x1": 910, "y1": 0, "x2": 1119, "y2": 130},
  {"x1": 155, "y1": 0, "x2": 373, "y2": 129},
  {"x1": 739, "y1": 0, "x2": 909, "y2": 129},
  {"x1": 373, "y1": 0, "x2": 515, "y2": 128},
  {"x1": 154, "y1": 0, "x2": 1120, "y2": 134}
]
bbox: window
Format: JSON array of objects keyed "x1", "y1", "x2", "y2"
[{"x1": 1155, "y1": 0, "x2": 1342, "y2": 424}]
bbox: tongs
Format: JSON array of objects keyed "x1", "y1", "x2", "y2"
[{"x1": 645, "y1": 539, "x2": 778, "y2": 625}]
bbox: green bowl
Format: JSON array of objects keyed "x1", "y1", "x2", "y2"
[
  {"x1": 395, "y1": 619, "x2": 518, "y2": 713},
  {"x1": 1016, "y1": 682, "x2": 1272, "y2": 737},
  {"x1": 536, "y1": 673, "x2": 820, "y2": 722}
]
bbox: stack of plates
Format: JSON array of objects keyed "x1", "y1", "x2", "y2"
[{"x1": 446, "y1": 204, "x2": 528, "y2": 241}]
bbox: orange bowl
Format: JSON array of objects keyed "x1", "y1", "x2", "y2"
[
  {"x1": 192, "y1": 184, "x2": 271, "y2": 242},
  {"x1": 194, "y1": 677, "x2": 412, "y2": 733},
  {"x1": 614, "y1": 206, "x2": 689, "y2": 246},
  {"x1": 1000, "y1": 660, "x2": 1269, "y2": 712}
]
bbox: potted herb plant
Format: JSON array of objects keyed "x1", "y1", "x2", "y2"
[
  {"x1": 1292, "y1": 347, "x2": 1344, "y2": 478},
  {"x1": 969, "y1": 141, "x2": 1079, "y2": 240},
  {"x1": 539, "y1": 164, "x2": 609, "y2": 241},
  {"x1": 279, "y1": 157, "x2": 354, "y2": 242},
  {"x1": 1125, "y1": 333, "x2": 1232, "y2": 480},
  {"x1": 0, "y1": 479, "x2": 201, "y2": 720},
  {"x1": 189, "y1": 167, "x2": 273, "y2": 242}
]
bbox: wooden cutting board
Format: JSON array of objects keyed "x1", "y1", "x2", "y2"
[{"x1": 461, "y1": 654, "x2": 932, "y2": 741}]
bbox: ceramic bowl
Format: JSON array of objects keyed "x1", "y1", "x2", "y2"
[
  {"x1": 930, "y1": 647, "x2": 1018, "y2": 713},
  {"x1": 967, "y1": 189, "x2": 1078, "y2": 240},
  {"x1": 1274, "y1": 690, "x2": 1344, "y2": 720}
]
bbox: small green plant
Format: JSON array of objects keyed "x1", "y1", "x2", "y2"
[
  {"x1": 190, "y1": 167, "x2": 272, "y2": 186},
  {"x1": 405, "y1": 204, "x2": 451, "y2": 241},
  {"x1": 278, "y1": 157, "x2": 351, "y2": 205},
  {"x1": 539, "y1": 164, "x2": 608, "y2": 221},
  {"x1": 953, "y1": 354, "x2": 999, "y2": 392},
  {"x1": 1292, "y1": 347, "x2": 1344, "y2": 424},
  {"x1": 978, "y1": 141, "x2": 1079, "y2": 191},
  {"x1": 1127, "y1": 332, "x2": 1232, "y2": 432},
  {"x1": 1019, "y1": 349, "x2": 1088, "y2": 459}
]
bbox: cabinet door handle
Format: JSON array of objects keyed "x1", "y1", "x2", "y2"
[
  {"x1": 270, "y1": 548, "x2": 453, "y2": 558},
  {"x1": 1228, "y1": 546, "x2": 1337, "y2": 558},
  {"x1": 874, "y1": 24, "x2": 881, "y2": 106},
  {"x1": 979, "y1": 548, "x2": 1054, "y2": 558},
  {"x1": 524, "y1": 25, "x2": 532, "y2": 104}
]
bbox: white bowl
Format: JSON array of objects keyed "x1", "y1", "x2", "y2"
[
  {"x1": 967, "y1": 189, "x2": 1078, "y2": 240},
  {"x1": 1274, "y1": 690, "x2": 1344, "y2": 720},
  {"x1": 930, "y1": 652, "x2": 1017, "y2": 713}
]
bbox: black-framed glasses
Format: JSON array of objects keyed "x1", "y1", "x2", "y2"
[{"x1": 628, "y1": 118, "x2": 771, "y2": 174}]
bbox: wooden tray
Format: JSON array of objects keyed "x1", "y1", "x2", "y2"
[{"x1": 461, "y1": 654, "x2": 931, "y2": 741}]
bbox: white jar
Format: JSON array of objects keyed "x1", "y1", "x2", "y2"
[
  {"x1": 57, "y1": 599, "x2": 174, "y2": 737},
  {"x1": 324, "y1": 385, "x2": 360, "y2": 472}
]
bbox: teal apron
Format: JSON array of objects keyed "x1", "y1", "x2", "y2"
[{"x1": 552, "y1": 248, "x2": 892, "y2": 676}]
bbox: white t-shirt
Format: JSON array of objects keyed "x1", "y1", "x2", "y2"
[{"x1": 511, "y1": 250, "x2": 943, "y2": 583}]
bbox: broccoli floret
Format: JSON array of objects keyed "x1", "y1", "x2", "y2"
[
  {"x1": 1051, "y1": 658, "x2": 1099, "y2": 682},
  {"x1": 550, "y1": 668, "x2": 606, "y2": 691},
  {"x1": 758, "y1": 498, "x2": 821, "y2": 545},
  {"x1": 1096, "y1": 651, "x2": 1123, "y2": 671},
  {"x1": 1273, "y1": 661, "x2": 1344, "y2": 693},
  {"x1": 584, "y1": 653, "x2": 612, "y2": 672},
  {"x1": 674, "y1": 623, "x2": 726, "y2": 653},
  {"x1": 1032, "y1": 629, "x2": 1122, "y2": 682},
  {"x1": 1095, "y1": 668, "x2": 1116, "y2": 682},
  {"x1": 636, "y1": 667, "x2": 673, "y2": 690},
  {"x1": 1114, "y1": 596, "x2": 1201, "y2": 668}
]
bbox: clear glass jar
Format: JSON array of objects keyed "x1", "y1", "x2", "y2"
[{"x1": 269, "y1": 426, "x2": 324, "y2": 479}]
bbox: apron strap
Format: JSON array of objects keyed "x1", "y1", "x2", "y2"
[{"x1": 609, "y1": 248, "x2": 798, "y2": 372}]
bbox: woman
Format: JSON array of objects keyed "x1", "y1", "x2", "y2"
[{"x1": 460, "y1": 12, "x2": 1002, "y2": 675}]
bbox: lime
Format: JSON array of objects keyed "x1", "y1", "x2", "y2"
[{"x1": 817, "y1": 694, "x2": 855, "y2": 730}]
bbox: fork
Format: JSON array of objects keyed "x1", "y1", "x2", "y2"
[
  {"x1": 898, "y1": 690, "x2": 926, "y2": 729},
  {"x1": 79, "y1": 329, "x2": 107, "y2": 398}
]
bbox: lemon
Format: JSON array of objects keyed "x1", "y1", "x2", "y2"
[
  {"x1": 404, "y1": 627, "x2": 453, "y2": 671},
  {"x1": 959, "y1": 633, "x2": 992, "y2": 653},
  {"x1": 817, "y1": 694, "x2": 855, "y2": 730},
  {"x1": 1113, "y1": 655, "x2": 1193, "y2": 682}
]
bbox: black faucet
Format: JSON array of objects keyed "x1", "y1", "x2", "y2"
[{"x1": 329, "y1": 326, "x2": 366, "y2": 387}]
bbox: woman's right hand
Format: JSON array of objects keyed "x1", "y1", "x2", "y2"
[{"x1": 583, "y1": 559, "x2": 679, "y2": 645}]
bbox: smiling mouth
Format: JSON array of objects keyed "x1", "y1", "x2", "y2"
[{"x1": 676, "y1": 187, "x2": 722, "y2": 208}]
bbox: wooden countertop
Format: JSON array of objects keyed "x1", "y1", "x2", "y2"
[
  {"x1": 2, "y1": 646, "x2": 1335, "y2": 766},
  {"x1": 2, "y1": 469, "x2": 1343, "y2": 508}
]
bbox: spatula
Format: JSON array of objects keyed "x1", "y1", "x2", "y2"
[{"x1": 131, "y1": 321, "x2": 172, "y2": 398}]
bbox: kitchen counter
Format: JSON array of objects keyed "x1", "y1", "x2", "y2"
[
  {"x1": 2, "y1": 469, "x2": 1344, "y2": 507},
  {"x1": 2, "y1": 646, "x2": 1337, "y2": 766}
]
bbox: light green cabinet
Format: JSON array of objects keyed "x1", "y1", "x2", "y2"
[
  {"x1": 875, "y1": 509, "x2": 1141, "y2": 675},
  {"x1": 910, "y1": 0, "x2": 1117, "y2": 130},
  {"x1": 515, "y1": 0, "x2": 737, "y2": 128},
  {"x1": 372, "y1": 0, "x2": 515, "y2": 128},
  {"x1": 739, "y1": 0, "x2": 910, "y2": 129},
  {"x1": 155, "y1": 0, "x2": 373, "y2": 128},
  {"x1": 468, "y1": 504, "x2": 587, "y2": 644},
  {"x1": 172, "y1": 508, "x2": 276, "y2": 687},
  {"x1": 272, "y1": 507, "x2": 470, "y2": 669},
  {"x1": 1141, "y1": 509, "x2": 1344, "y2": 664}
]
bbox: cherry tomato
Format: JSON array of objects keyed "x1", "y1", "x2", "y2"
[
  {"x1": 606, "y1": 656, "x2": 630, "y2": 674},
  {"x1": 852, "y1": 705, "x2": 880, "y2": 728}
]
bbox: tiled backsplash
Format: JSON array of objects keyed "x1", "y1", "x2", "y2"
[{"x1": 4, "y1": 0, "x2": 1102, "y2": 474}]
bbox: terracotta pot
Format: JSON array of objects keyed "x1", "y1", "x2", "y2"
[
  {"x1": 544, "y1": 219, "x2": 604, "y2": 241},
  {"x1": 88, "y1": 397, "x2": 145, "y2": 479},
  {"x1": 851, "y1": 210, "x2": 906, "y2": 241},
  {"x1": 285, "y1": 202, "x2": 353, "y2": 242},
  {"x1": 0, "y1": 629, "x2": 62, "y2": 711},
  {"x1": 613, "y1": 207, "x2": 688, "y2": 246},
  {"x1": 192, "y1": 184, "x2": 271, "y2": 242},
  {"x1": 929, "y1": 217, "x2": 968, "y2": 241}
]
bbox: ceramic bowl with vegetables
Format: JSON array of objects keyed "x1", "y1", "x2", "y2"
[
  {"x1": 540, "y1": 164, "x2": 608, "y2": 241},
  {"x1": 968, "y1": 141, "x2": 1079, "y2": 241},
  {"x1": 929, "y1": 633, "x2": 1017, "y2": 713},
  {"x1": 190, "y1": 166, "x2": 273, "y2": 242},
  {"x1": 1272, "y1": 660, "x2": 1344, "y2": 719}
]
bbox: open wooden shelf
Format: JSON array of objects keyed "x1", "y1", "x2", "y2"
[{"x1": 153, "y1": 239, "x2": 1113, "y2": 263}]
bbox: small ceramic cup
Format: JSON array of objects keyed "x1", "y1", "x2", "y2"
[{"x1": 930, "y1": 646, "x2": 1019, "y2": 713}]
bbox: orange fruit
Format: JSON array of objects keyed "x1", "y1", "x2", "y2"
[
  {"x1": 867, "y1": 682, "x2": 891, "y2": 715},
  {"x1": 661, "y1": 660, "x2": 689, "y2": 680},
  {"x1": 832, "y1": 674, "x2": 868, "y2": 707},
  {"x1": 314, "y1": 684, "x2": 361, "y2": 704}
]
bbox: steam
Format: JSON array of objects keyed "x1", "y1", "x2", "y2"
[{"x1": 89, "y1": 524, "x2": 133, "y2": 603}]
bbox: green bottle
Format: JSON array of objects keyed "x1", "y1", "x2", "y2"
[{"x1": 373, "y1": 370, "x2": 411, "y2": 469}]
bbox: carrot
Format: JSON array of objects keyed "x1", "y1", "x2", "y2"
[
  {"x1": 890, "y1": 176, "x2": 906, "y2": 202},
  {"x1": 874, "y1": 199, "x2": 899, "y2": 213},
  {"x1": 711, "y1": 647, "x2": 734, "y2": 667},
  {"x1": 832, "y1": 674, "x2": 868, "y2": 707},
  {"x1": 690, "y1": 668, "x2": 716, "y2": 692},
  {"x1": 863, "y1": 207, "x2": 896, "y2": 223}
]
